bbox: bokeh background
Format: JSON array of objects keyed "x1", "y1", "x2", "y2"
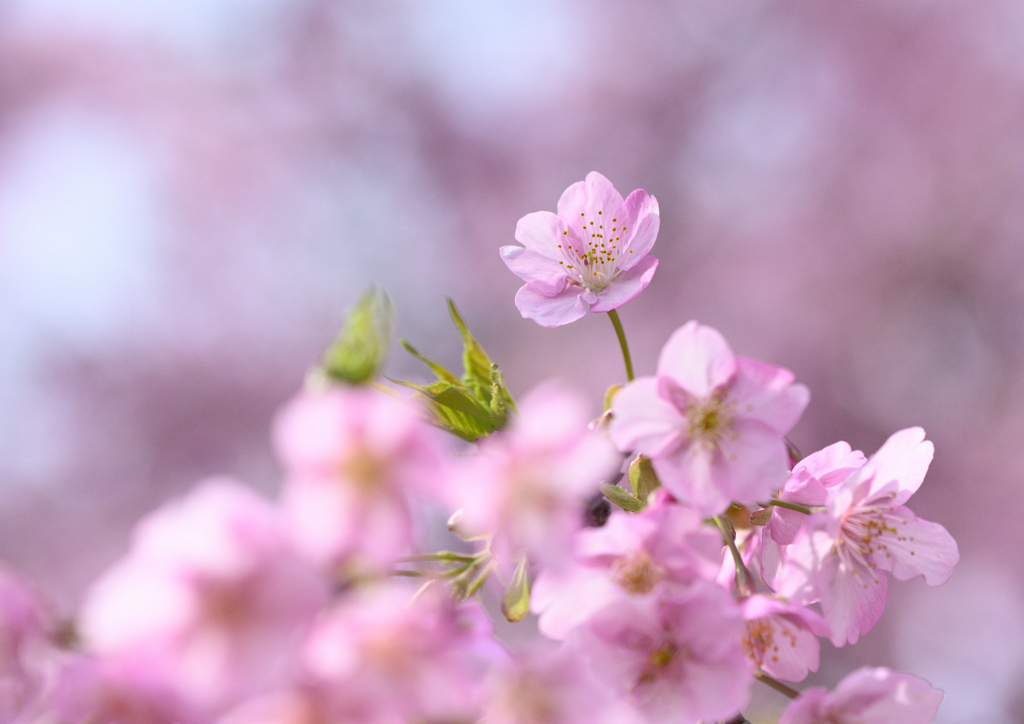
[{"x1": 1, "y1": 1, "x2": 1022, "y2": 721}]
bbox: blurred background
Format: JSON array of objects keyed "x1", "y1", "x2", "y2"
[{"x1": 0, "y1": 0, "x2": 1021, "y2": 720}]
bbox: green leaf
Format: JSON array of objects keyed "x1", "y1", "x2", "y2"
[
  {"x1": 398, "y1": 339, "x2": 460, "y2": 386},
  {"x1": 501, "y1": 558, "x2": 531, "y2": 622},
  {"x1": 447, "y1": 298, "x2": 494, "y2": 400},
  {"x1": 628, "y1": 456, "x2": 661, "y2": 502},
  {"x1": 600, "y1": 483, "x2": 644, "y2": 512},
  {"x1": 321, "y1": 287, "x2": 393, "y2": 385}
]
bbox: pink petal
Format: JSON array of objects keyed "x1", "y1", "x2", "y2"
[
  {"x1": 513, "y1": 210, "x2": 569, "y2": 258},
  {"x1": 856, "y1": 427, "x2": 934, "y2": 505},
  {"x1": 651, "y1": 446, "x2": 729, "y2": 515},
  {"x1": 831, "y1": 668, "x2": 943, "y2": 724},
  {"x1": 500, "y1": 246, "x2": 568, "y2": 296},
  {"x1": 656, "y1": 321, "x2": 737, "y2": 397},
  {"x1": 616, "y1": 190, "x2": 660, "y2": 269},
  {"x1": 589, "y1": 256, "x2": 659, "y2": 312},
  {"x1": 729, "y1": 358, "x2": 809, "y2": 435},
  {"x1": 557, "y1": 172, "x2": 625, "y2": 222},
  {"x1": 513, "y1": 283, "x2": 588, "y2": 328},
  {"x1": 819, "y1": 553, "x2": 888, "y2": 646},
  {"x1": 714, "y1": 419, "x2": 791, "y2": 505},
  {"x1": 609, "y1": 377, "x2": 685, "y2": 457},
  {"x1": 531, "y1": 567, "x2": 620, "y2": 640},
  {"x1": 873, "y1": 506, "x2": 959, "y2": 586}
]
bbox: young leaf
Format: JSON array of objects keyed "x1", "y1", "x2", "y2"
[
  {"x1": 600, "y1": 483, "x2": 644, "y2": 512},
  {"x1": 447, "y1": 298, "x2": 494, "y2": 400},
  {"x1": 321, "y1": 287, "x2": 393, "y2": 385},
  {"x1": 628, "y1": 456, "x2": 661, "y2": 502}
]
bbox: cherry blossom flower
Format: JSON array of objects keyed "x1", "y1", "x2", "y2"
[
  {"x1": 78, "y1": 479, "x2": 329, "y2": 715},
  {"x1": 772, "y1": 428, "x2": 959, "y2": 646},
  {"x1": 778, "y1": 667, "x2": 943, "y2": 724},
  {"x1": 531, "y1": 502, "x2": 721, "y2": 640},
  {"x1": 500, "y1": 172, "x2": 660, "y2": 327},
  {"x1": 300, "y1": 580, "x2": 500, "y2": 724},
  {"x1": 481, "y1": 645, "x2": 642, "y2": 724},
  {"x1": 450, "y1": 383, "x2": 620, "y2": 571},
  {"x1": 740, "y1": 595, "x2": 829, "y2": 683},
  {"x1": 569, "y1": 581, "x2": 751, "y2": 724},
  {"x1": 610, "y1": 321, "x2": 809, "y2": 515},
  {"x1": 0, "y1": 566, "x2": 54, "y2": 722},
  {"x1": 274, "y1": 386, "x2": 449, "y2": 575},
  {"x1": 761, "y1": 441, "x2": 867, "y2": 588}
]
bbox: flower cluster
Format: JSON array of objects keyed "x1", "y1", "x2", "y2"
[{"x1": 0, "y1": 173, "x2": 956, "y2": 723}]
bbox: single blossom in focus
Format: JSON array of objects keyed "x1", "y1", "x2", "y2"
[
  {"x1": 531, "y1": 502, "x2": 722, "y2": 640},
  {"x1": 778, "y1": 667, "x2": 942, "y2": 724},
  {"x1": 569, "y1": 582, "x2": 751, "y2": 724},
  {"x1": 78, "y1": 479, "x2": 329, "y2": 715},
  {"x1": 500, "y1": 171, "x2": 660, "y2": 327},
  {"x1": 274, "y1": 386, "x2": 449, "y2": 574},
  {"x1": 740, "y1": 595, "x2": 829, "y2": 683},
  {"x1": 610, "y1": 321, "x2": 809, "y2": 515},
  {"x1": 451, "y1": 383, "x2": 620, "y2": 572},
  {"x1": 772, "y1": 428, "x2": 959, "y2": 645}
]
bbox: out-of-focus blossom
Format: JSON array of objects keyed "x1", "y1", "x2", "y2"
[
  {"x1": 740, "y1": 595, "x2": 829, "y2": 683},
  {"x1": 47, "y1": 654, "x2": 205, "y2": 724},
  {"x1": 778, "y1": 666, "x2": 943, "y2": 724},
  {"x1": 761, "y1": 441, "x2": 867, "y2": 587},
  {"x1": 450, "y1": 383, "x2": 619, "y2": 571},
  {"x1": 0, "y1": 566, "x2": 53, "y2": 722},
  {"x1": 500, "y1": 172, "x2": 659, "y2": 327},
  {"x1": 610, "y1": 321, "x2": 809, "y2": 515},
  {"x1": 531, "y1": 502, "x2": 721, "y2": 639},
  {"x1": 274, "y1": 386, "x2": 449, "y2": 575},
  {"x1": 773, "y1": 428, "x2": 959, "y2": 646},
  {"x1": 301, "y1": 580, "x2": 501, "y2": 724},
  {"x1": 78, "y1": 479, "x2": 329, "y2": 715},
  {"x1": 481, "y1": 645, "x2": 642, "y2": 724},
  {"x1": 569, "y1": 581, "x2": 750, "y2": 724}
]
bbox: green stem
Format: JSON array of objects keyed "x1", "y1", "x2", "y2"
[
  {"x1": 713, "y1": 515, "x2": 755, "y2": 597},
  {"x1": 607, "y1": 309, "x2": 634, "y2": 382},
  {"x1": 768, "y1": 499, "x2": 824, "y2": 515},
  {"x1": 755, "y1": 671, "x2": 800, "y2": 699}
]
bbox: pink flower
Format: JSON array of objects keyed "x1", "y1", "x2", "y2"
[
  {"x1": 772, "y1": 428, "x2": 959, "y2": 646},
  {"x1": 274, "y1": 386, "x2": 449, "y2": 574},
  {"x1": 610, "y1": 321, "x2": 809, "y2": 515},
  {"x1": 78, "y1": 479, "x2": 329, "y2": 714},
  {"x1": 301, "y1": 580, "x2": 500, "y2": 724},
  {"x1": 761, "y1": 441, "x2": 867, "y2": 588},
  {"x1": 451, "y1": 383, "x2": 620, "y2": 571},
  {"x1": 481, "y1": 645, "x2": 642, "y2": 724},
  {"x1": 778, "y1": 667, "x2": 943, "y2": 724},
  {"x1": 740, "y1": 596, "x2": 829, "y2": 683},
  {"x1": 0, "y1": 566, "x2": 53, "y2": 722},
  {"x1": 569, "y1": 582, "x2": 751, "y2": 724},
  {"x1": 531, "y1": 502, "x2": 722, "y2": 640},
  {"x1": 500, "y1": 172, "x2": 660, "y2": 327}
]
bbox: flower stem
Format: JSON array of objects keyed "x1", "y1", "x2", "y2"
[
  {"x1": 607, "y1": 309, "x2": 634, "y2": 382},
  {"x1": 768, "y1": 499, "x2": 824, "y2": 515},
  {"x1": 713, "y1": 515, "x2": 755, "y2": 597},
  {"x1": 755, "y1": 671, "x2": 801, "y2": 699}
]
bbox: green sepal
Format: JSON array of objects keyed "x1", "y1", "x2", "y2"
[
  {"x1": 600, "y1": 483, "x2": 644, "y2": 512},
  {"x1": 321, "y1": 287, "x2": 394, "y2": 385},
  {"x1": 603, "y1": 384, "x2": 622, "y2": 413},
  {"x1": 395, "y1": 299, "x2": 515, "y2": 441},
  {"x1": 501, "y1": 558, "x2": 531, "y2": 623},
  {"x1": 628, "y1": 456, "x2": 661, "y2": 502}
]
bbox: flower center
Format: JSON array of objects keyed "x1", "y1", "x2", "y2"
[
  {"x1": 742, "y1": 617, "x2": 797, "y2": 668},
  {"x1": 685, "y1": 392, "x2": 734, "y2": 451},
  {"x1": 636, "y1": 641, "x2": 680, "y2": 687},
  {"x1": 834, "y1": 497, "x2": 900, "y2": 586},
  {"x1": 556, "y1": 208, "x2": 632, "y2": 292},
  {"x1": 610, "y1": 550, "x2": 666, "y2": 595}
]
